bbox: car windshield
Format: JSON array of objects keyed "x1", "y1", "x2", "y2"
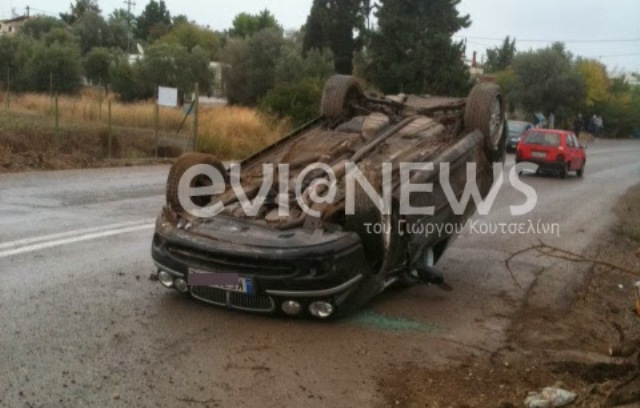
[
  {"x1": 508, "y1": 122, "x2": 528, "y2": 133},
  {"x1": 524, "y1": 132, "x2": 561, "y2": 147}
]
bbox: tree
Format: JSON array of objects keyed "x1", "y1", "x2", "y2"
[
  {"x1": 275, "y1": 43, "x2": 334, "y2": 86},
  {"x1": 60, "y1": 0, "x2": 101, "y2": 25},
  {"x1": 44, "y1": 27, "x2": 77, "y2": 47},
  {"x1": 508, "y1": 43, "x2": 585, "y2": 123},
  {"x1": 246, "y1": 28, "x2": 285, "y2": 103},
  {"x1": 577, "y1": 59, "x2": 609, "y2": 108},
  {"x1": 158, "y1": 21, "x2": 220, "y2": 59},
  {"x1": 302, "y1": 0, "x2": 368, "y2": 74},
  {"x1": 108, "y1": 9, "x2": 133, "y2": 51},
  {"x1": 136, "y1": 0, "x2": 171, "y2": 42},
  {"x1": 71, "y1": 11, "x2": 109, "y2": 54},
  {"x1": 229, "y1": 10, "x2": 280, "y2": 39},
  {"x1": 219, "y1": 38, "x2": 251, "y2": 104},
  {"x1": 84, "y1": 47, "x2": 115, "y2": 91},
  {"x1": 484, "y1": 36, "x2": 516, "y2": 73},
  {"x1": 27, "y1": 41, "x2": 83, "y2": 93},
  {"x1": 19, "y1": 16, "x2": 67, "y2": 40},
  {"x1": 366, "y1": 0, "x2": 472, "y2": 96},
  {"x1": 220, "y1": 28, "x2": 285, "y2": 105}
]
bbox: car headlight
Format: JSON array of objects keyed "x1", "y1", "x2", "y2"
[{"x1": 309, "y1": 301, "x2": 334, "y2": 318}]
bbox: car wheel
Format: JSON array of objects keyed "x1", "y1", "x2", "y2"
[
  {"x1": 464, "y1": 83, "x2": 506, "y2": 163},
  {"x1": 321, "y1": 75, "x2": 363, "y2": 119},
  {"x1": 166, "y1": 153, "x2": 227, "y2": 213},
  {"x1": 577, "y1": 162, "x2": 585, "y2": 177}
]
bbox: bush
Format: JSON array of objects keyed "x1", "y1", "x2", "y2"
[
  {"x1": 259, "y1": 78, "x2": 324, "y2": 127},
  {"x1": 111, "y1": 61, "x2": 154, "y2": 102}
]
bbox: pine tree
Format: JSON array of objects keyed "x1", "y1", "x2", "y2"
[
  {"x1": 302, "y1": 0, "x2": 368, "y2": 75},
  {"x1": 484, "y1": 36, "x2": 516, "y2": 73},
  {"x1": 366, "y1": 0, "x2": 471, "y2": 96}
]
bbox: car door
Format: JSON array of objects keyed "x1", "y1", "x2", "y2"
[{"x1": 564, "y1": 133, "x2": 577, "y2": 169}]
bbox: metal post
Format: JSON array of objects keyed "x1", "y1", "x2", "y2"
[
  {"x1": 54, "y1": 95, "x2": 60, "y2": 146},
  {"x1": 154, "y1": 103, "x2": 159, "y2": 159},
  {"x1": 53, "y1": 95, "x2": 60, "y2": 133},
  {"x1": 108, "y1": 100, "x2": 112, "y2": 162},
  {"x1": 193, "y1": 82, "x2": 199, "y2": 152},
  {"x1": 98, "y1": 92, "x2": 103, "y2": 121},
  {"x1": 50, "y1": 71, "x2": 54, "y2": 113},
  {"x1": 5, "y1": 68, "x2": 10, "y2": 113}
]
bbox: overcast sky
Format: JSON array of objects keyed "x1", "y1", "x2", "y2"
[{"x1": 4, "y1": 0, "x2": 639, "y2": 73}]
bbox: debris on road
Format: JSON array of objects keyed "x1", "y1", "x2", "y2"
[{"x1": 524, "y1": 386, "x2": 577, "y2": 408}]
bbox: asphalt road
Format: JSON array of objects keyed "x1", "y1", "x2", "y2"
[{"x1": 1, "y1": 140, "x2": 639, "y2": 408}]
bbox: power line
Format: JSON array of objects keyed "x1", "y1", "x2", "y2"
[
  {"x1": 597, "y1": 53, "x2": 640, "y2": 59},
  {"x1": 455, "y1": 35, "x2": 640, "y2": 44}
]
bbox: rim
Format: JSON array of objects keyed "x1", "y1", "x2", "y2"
[{"x1": 489, "y1": 97, "x2": 504, "y2": 148}]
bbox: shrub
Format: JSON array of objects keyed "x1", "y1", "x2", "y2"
[{"x1": 259, "y1": 78, "x2": 324, "y2": 128}]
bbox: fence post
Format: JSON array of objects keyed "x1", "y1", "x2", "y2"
[
  {"x1": 193, "y1": 82, "x2": 199, "y2": 152},
  {"x1": 54, "y1": 95, "x2": 60, "y2": 146},
  {"x1": 108, "y1": 100, "x2": 112, "y2": 162},
  {"x1": 54, "y1": 95, "x2": 59, "y2": 131},
  {"x1": 98, "y1": 92, "x2": 103, "y2": 121},
  {"x1": 5, "y1": 68, "x2": 10, "y2": 113},
  {"x1": 154, "y1": 103, "x2": 160, "y2": 159}
]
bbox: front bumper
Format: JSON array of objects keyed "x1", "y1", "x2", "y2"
[{"x1": 151, "y1": 213, "x2": 373, "y2": 316}]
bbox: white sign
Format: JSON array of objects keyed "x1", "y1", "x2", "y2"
[{"x1": 158, "y1": 86, "x2": 178, "y2": 107}]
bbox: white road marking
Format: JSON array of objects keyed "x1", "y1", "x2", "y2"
[
  {"x1": 0, "y1": 222, "x2": 155, "y2": 259},
  {"x1": 0, "y1": 219, "x2": 156, "y2": 250}
]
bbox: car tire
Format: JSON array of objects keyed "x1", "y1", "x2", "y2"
[
  {"x1": 321, "y1": 75, "x2": 363, "y2": 119},
  {"x1": 166, "y1": 153, "x2": 227, "y2": 213},
  {"x1": 464, "y1": 83, "x2": 506, "y2": 162},
  {"x1": 577, "y1": 162, "x2": 585, "y2": 177}
]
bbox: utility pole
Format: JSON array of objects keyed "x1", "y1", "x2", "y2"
[
  {"x1": 25, "y1": 6, "x2": 30, "y2": 18},
  {"x1": 124, "y1": 0, "x2": 136, "y2": 54}
]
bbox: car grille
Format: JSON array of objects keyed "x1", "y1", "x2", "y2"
[{"x1": 191, "y1": 286, "x2": 275, "y2": 313}]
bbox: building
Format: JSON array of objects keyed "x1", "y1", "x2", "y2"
[{"x1": 0, "y1": 15, "x2": 33, "y2": 37}]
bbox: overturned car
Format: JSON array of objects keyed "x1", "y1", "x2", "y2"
[{"x1": 151, "y1": 75, "x2": 506, "y2": 318}]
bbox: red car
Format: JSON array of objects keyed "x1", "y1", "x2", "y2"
[{"x1": 515, "y1": 129, "x2": 586, "y2": 177}]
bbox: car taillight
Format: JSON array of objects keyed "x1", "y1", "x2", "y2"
[{"x1": 556, "y1": 153, "x2": 565, "y2": 162}]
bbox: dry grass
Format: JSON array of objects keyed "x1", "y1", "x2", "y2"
[
  {"x1": 198, "y1": 107, "x2": 290, "y2": 159},
  {"x1": 1, "y1": 91, "x2": 291, "y2": 160}
]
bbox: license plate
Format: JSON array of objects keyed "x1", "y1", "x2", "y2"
[
  {"x1": 188, "y1": 268, "x2": 254, "y2": 294},
  {"x1": 532, "y1": 151, "x2": 547, "y2": 158}
]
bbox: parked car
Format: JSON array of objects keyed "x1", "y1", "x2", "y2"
[
  {"x1": 506, "y1": 120, "x2": 534, "y2": 152},
  {"x1": 515, "y1": 129, "x2": 586, "y2": 178},
  {"x1": 151, "y1": 75, "x2": 507, "y2": 318}
]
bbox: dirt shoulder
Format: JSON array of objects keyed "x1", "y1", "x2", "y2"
[{"x1": 378, "y1": 185, "x2": 640, "y2": 408}]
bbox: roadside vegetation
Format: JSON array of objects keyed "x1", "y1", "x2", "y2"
[
  {"x1": 485, "y1": 38, "x2": 640, "y2": 138},
  {"x1": 1, "y1": 0, "x2": 638, "y2": 172}
]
